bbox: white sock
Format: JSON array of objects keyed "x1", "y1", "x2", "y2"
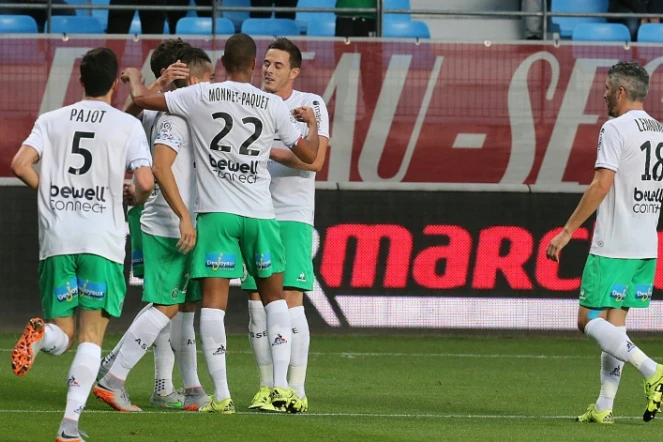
[
  {"x1": 63, "y1": 342, "x2": 101, "y2": 423},
  {"x1": 172, "y1": 312, "x2": 203, "y2": 389},
  {"x1": 105, "y1": 307, "x2": 170, "y2": 382},
  {"x1": 585, "y1": 318, "x2": 658, "y2": 379},
  {"x1": 288, "y1": 306, "x2": 310, "y2": 398},
  {"x1": 265, "y1": 300, "x2": 292, "y2": 390},
  {"x1": 153, "y1": 322, "x2": 175, "y2": 396},
  {"x1": 41, "y1": 323, "x2": 69, "y2": 356},
  {"x1": 200, "y1": 308, "x2": 231, "y2": 401},
  {"x1": 248, "y1": 300, "x2": 273, "y2": 388},
  {"x1": 595, "y1": 326, "x2": 626, "y2": 412},
  {"x1": 101, "y1": 302, "x2": 154, "y2": 370}
]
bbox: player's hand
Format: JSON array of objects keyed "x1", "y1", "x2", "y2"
[
  {"x1": 157, "y1": 61, "x2": 189, "y2": 89},
  {"x1": 546, "y1": 229, "x2": 572, "y2": 262},
  {"x1": 123, "y1": 183, "x2": 137, "y2": 205},
  {"x1": 120, "y1": 67, "x2": 143, "y2": 84},
  {"x1": 292, "y1": 106, "x2": 316, "y2": 124},
  {"x1": 177, "y1": 216, "x2": 196, "y2": 254}
]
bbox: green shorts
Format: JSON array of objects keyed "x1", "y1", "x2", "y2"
[
  {"x1": 39, "y1": 254, "x2": 126, "y2": 319},
  {"x1": 191, "y1": 213, "x2": 285, "y2": 280},
  {"x1": 128, "y1": 205, "x2": 144, "y2": 278},
  {"x1": 242, "y1": 221, "x2": 314, "y2": 292},
  {"x1": 580, "y1": 254, "x2": 656, "y2": 309},
  {"x1": 142, "y1": 233, "x2": 201, "y2": 305}
]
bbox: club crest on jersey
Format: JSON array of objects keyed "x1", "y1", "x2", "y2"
[
  {"x1": 54, "y1": 277, "x2": 78, "y2": 302},
  {"x1": 205, "y1": 253, "x2": 236, "y2": 271},
  {"x1": 256, "y1": 253, "x2": 272, "y2": 271}
]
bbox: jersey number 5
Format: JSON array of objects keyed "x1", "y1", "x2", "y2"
[
  {"x1": 68, "y1": 131, "x2": 95, "y2": 175},
  {"x1": 640, "y1": 141, "x2": 663, "y2": 181},
  {"x1": 209, "y1": 112, "x2": 262, "y2": 157}
]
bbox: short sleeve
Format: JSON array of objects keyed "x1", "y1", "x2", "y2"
[
  {"x1": 274, "y1": 99, "x2": 303, "y2": 149},
  {"x1": 595, "y1": 122, "x2": 622, "y2": 172},
  {"x1": 165, "y1": 84, "x2": 200, "y2": 117},
  {"x1": 154, "y1": 114, "x2": 188, "y2": 154},
  {"x1": 23, "y1": 115, "x2": 47, "y2": 156},
  {"x1": 126, "y1": 121, "x2": 152, "y2": 171},
  {"x1": 310, "y1": 95, "x2": 330, "y2": 139}
]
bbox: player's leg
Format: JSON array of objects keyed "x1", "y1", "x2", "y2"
[
  {"x1": 242, "y1": 273, "x2": 274, "y2": 409},
  {"x1": 12, "y1": 256, "x2": 77, "y2": 377},
  {"x1": 95, "y1": 235, "x2": 184, "y2": 411},
  {"x1": 595, "y1": 308, "x2": 628, "y2": 414},
  {"x1": 578, "y1": 256, "x2": 663, "y2": 422},
  {"x1": 172, "y1": 280, "x2": 211, "y2": 411},
  {"x1": 194, "y1": 213, "x2": 244, "y2": 414}
]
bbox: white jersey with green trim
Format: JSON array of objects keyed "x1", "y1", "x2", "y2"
[
  {"x1": 23, "y1": 100, "x2": 152, "y2": 264},
  {"x1": 268, "y1": 90, "x2": 330, "y2": 225},
  {"x1": 164, "y1": 81, "x2": 303, "y2": 219}
]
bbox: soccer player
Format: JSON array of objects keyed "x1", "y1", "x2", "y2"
[
  {"x1": 99, "y1": 38, "x2": 200, "y2": 409},
  {"x1": 10, "y1": 47, "x2": 153, "y2": 442},
  {"x1": 546, "y1": 62, "x2": 663, "y2": 423},
  {"x1": 123, "y1": 33, "x2": 320, "y2": 413},
  {"x1": 94, "y1": 48, "x2": 214, "y2": 413},
  {"x1": 242, "y1": 38, "x2": 330, "y2": 412}
]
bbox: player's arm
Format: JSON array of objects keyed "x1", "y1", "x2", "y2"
[
  {"x1": 11, "y1": 145, "x2": 40, "y2": 190},
  {"x1": 122, "y1": 62, "x2": 189, "y2": 117},
  {"x1": 270, "y1": 136, "x2": 329, "y2": 172},
  {"x1": 121, "y1": 68, "x2": 169, "y2": 112},
  {"x1": 152, "y1": 145, "x2": 196, "y2": 253},
  {"x1": 125, "y1": 123, "x2": 154, "y2": 205},
  {"x1": 289, "y1": 106, "x2": 319, "y2": 164},
  {"x1": 132, "y1": 166, "x2": 155, "y2": 205}
]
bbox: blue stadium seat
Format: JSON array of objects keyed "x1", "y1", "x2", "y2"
[
  {"x1": 384, "y1": 0, "x2": 411, "y2": 22},
  {"x1": 128, "y1": 11, "x2": 141, "y2": 34},
  {"x1": 638, "y1": 23, "x2": 663, "y2": 42},
  {"x1": 223, "y1": 0, "x2": 251, "y2": 32},
  {"x1": 65, "y1": 0, "x2": 89, "y2": 17},
  {"x1": 306, "y1": 17, "x2": 335, "y2": 36},
  {"x1": 91, "y1": 0, "x2": 109, "y2": 30},
  {"x1": 176, "y1": 17, "x2": 235, "y2": 35},
  {"x1": 50, "y1": 16, "x2": 105, "y2": 34},
  {"x1": 0, "y1": 15, "x2": 38, "y2": 33},
  {"x1": 551, "y1": 0, "x2": 608, "y2": 38},
  {"x1": 241, "y1": 18, "x2": 300, "y2": 36},
  {"x1": 383, "y1": 19, "x2": 430, "y2": 39},
  {"x1": 571, "y1": 22, "x2": 630, "y2": 42},
  {"x1": 295, "y1": 0, "x2": 335, "y2": 33}
]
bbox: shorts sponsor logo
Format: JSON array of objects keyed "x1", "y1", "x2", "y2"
[
  {"x1": 131, "y1": 251, "x2": 144, "y2": 266},
  {"x1": 610, "y1": 284, "x2": 627, "y2": 302},
  {"x1": 635, "y1": 284, "x2": 653, "y2": 302},
  {"x1": 272, "y1": 334, "x2": 287, "y2": 346},
  {"x1": 205, "y1": 253, "x2": 236, "y2": 271},
  {"x1": 54, "y1": 277, "x2": 78, "y2": 302},
  {"x1": 256, "y1": 252, "x2": 272, "y2": 271},
  {"x1": 77, "y1": 279, "x2": 106, "y2": 299}
]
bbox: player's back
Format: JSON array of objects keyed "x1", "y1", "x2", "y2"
[
  {"x1": 35, "y1": 100, "x2": 148, "y2": 263},
  {"x1": 592, "y1": 110, "x2": 663, "y2": 259},
  {"x1": 165, "y1": 80, "x2": 303, "y2": 219}
]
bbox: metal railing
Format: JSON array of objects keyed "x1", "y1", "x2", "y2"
[{"x1": 0, "y1": 1, "x2": 661, "y2": 39}]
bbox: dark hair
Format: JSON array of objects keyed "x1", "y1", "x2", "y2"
[
  {"x1": 150, "y1": 38, "x2": 192, "y2": 78},
  {"x1": 608, "y1": 62, "x2": 650, "y2": 102},
  {"x1": 80, "y1": 47, "x2": 118, "y2": 97},
  {"x1": 266, "y1": 38, "x2": 302, "y2": 69},
  {"x1": 174, "y1": 47, "x2": 212, "y2": 88},
  {"x1": 222, "y1": 33, "x2": 256, "y2": 74}
]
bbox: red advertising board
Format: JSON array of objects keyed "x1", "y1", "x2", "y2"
[{"x1": 1, "y1": 38, "x2": 660, "y2": 184}]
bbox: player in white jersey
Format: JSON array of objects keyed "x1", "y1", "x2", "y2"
[
  {"x1": 123, "y1": 33, "x2": 320, "y2": 414},
  {"x1": 98, "y1": 39, "x2": 210, "y2": 411},
  {"x1": 10, "y1": 48, "x2": 153, "y2": 442},
  {"x1": 241, "y1": 38, "x2": 330, "y2": 412},
  {"x1": 94, "y1": 48, "x2": 214, "y2": 413},
  {"x1": 546, "y1": 62, "x2": 663, "y2": 424}
]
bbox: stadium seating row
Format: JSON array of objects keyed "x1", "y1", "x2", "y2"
[{"x1": 0, "y1": 0, "x2": 430, "y2": 39}]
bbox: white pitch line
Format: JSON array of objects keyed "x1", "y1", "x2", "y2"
[{"x1": 0, "y1": 409, "x2": 646, "y2": 419}]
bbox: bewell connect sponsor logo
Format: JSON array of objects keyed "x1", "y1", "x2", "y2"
[
  {"x1": 633, "y1": 187, "x2": 663, "y2": 214},
  {"x1": 50, "y1": 184, "x2": 108, "y2": 213},
  {"x1": 208, "y1": 154, "x2": 258, "y2": 184}
]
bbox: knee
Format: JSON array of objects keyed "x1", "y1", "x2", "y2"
[{"x1": 577, "y1": 318, "x2": 587, "y2": 334}]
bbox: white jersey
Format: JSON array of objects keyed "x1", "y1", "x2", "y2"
[
  {"x1": 140, "y1": 113, "x2": 196, "y2": 238},
  {"x1": 591, "y1": 110, "x2": 663, "y2": 259},
  {"x1": 165, "y1": 81, "x2": 303, "y2": 219},
  {"x1": 269, "y1": 90, "x2": 329, "y2": 225},
  {"x1": 23, "y1": 100, "x2": 152, "y2": 263}
]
